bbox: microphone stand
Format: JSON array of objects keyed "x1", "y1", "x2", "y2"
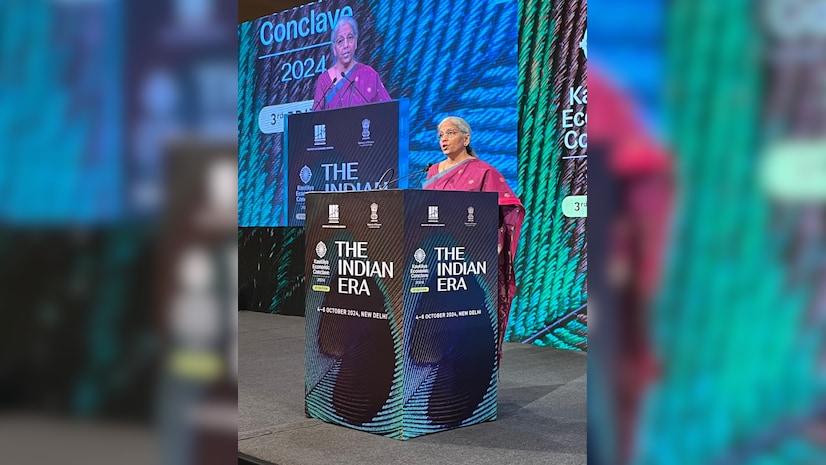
[
  {"x1": 340, "y1": 71, "x2": 369, "y2": 106},
  {"x1": 382, "y1": 164, "x2": 433, "y2": 189},
  {"x1": 312, "y1": 77, "x2": 338, "y2": 111},
  {"x1": 376, "y1": 168, "x2": 395, "y2": 189}
]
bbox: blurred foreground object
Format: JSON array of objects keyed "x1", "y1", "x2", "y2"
[
  {"x1": 157, "y1": 141, "x2": 237, "y2": 465},
  {"x1": 588, "y1": 63, "x2": 673, "y2": 465},
  {"x1": 0, "y1": 0, "x2": 239, "y2": 464},
  {"x1": 630, "y1": 1, "x2": 826, "y2": 464}
]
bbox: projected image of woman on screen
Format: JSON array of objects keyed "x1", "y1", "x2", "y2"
[
  {"x1": 312, "y1": 16, "x2": 391, "y2": 110},
  {"x1": 423, "y1": 116, "x2": 525, "y2": 361}
]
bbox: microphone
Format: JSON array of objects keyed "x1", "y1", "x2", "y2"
[
  {"x1": 340, "y1": 71, "x2": 369, "y2": 106},
  {"x1": 312, "y1": 77, "x2": 338, "y2": 110},
  {"x1": 382, "y1": 164, "x2": 434, "y2": 189}
]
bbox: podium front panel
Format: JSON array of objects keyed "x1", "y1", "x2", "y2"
[
  {"x1": 304, "y1": 190, "x2": 405, "y2": 437},
  {"x1": 304, "y1": 190, "x2": 498, "y2": 439},
  {"x1": 285, "y1": 100, "x2": 409, "y2": 226},
  {"x1": 400, "y1": 190, "x2": 499, "y2": 437}
]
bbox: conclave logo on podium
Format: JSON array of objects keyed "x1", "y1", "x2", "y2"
[
  {"x1": 409, "y1": 247, "x2": 430, "y2": 293},
  {"x1": 316, "y1": 241, "x2": 327, "y2": 258},
  {"x1": 299, "y1": 166, "x2": 312, "y2": 184},
  {"x1": 294, "y1": 165, "x2": 316, "y2": 221},
  {"x1": 310, "y1": 241, "x2": 331, "y2": 292}
]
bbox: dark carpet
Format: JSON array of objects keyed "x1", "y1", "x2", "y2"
[{"x1": 238, "y1": 311, "x2": 586, "y2": 465}]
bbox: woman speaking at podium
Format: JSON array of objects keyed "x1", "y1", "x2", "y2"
[
  {"x1": 423, "y1": 116, "x2": 525, "y2": 360},
  {"x1": 312, "y1": 16, "x2": 391, "y2": 110}
]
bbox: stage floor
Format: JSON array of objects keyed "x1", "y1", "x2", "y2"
[{"x1": 238, "y1": 311, "x2": 587, "y2": 465}]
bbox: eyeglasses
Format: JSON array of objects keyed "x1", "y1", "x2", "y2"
[
  {"x1": 335, "y1": 34, "x2": 356, "y2": 46},
  {"x1": 438, "y1": 130, "x2": 462, "y2": 140}
]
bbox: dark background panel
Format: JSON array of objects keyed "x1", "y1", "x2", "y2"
[{"x1": 238, "y1": 227, "x2": 306, "y2": 315}]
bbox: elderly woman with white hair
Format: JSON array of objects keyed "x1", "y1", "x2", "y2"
[
  {"x1": 312, "y1": 16, "x2": 391, "y2": 110},
  {"x1": 424, "y1": 116, "x2": 525, "y2": 361}
]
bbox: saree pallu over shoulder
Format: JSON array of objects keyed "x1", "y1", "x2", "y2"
[
  {"x1": 421, "y1": 158, "x2": 473, "y2": 189},
  {"x1": 423, "y1": 159, "x2": 524, "y2": 257}
]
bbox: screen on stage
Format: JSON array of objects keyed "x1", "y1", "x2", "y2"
[{"x1": 238, "y1": 0, "x2": 518, "y2": 226}]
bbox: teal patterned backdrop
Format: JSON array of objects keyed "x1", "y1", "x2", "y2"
[{"x1": 511, "y1": 0, "x2": 587, "y2": 349}]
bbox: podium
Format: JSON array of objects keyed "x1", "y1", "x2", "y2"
[
  {"x1": 304, "y1": 189, "x2": 499, "y2": 439},
  {"x1": 284, "y1": 99, "x2": 409, "y2": 226}
]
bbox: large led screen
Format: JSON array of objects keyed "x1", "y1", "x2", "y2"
[{"x1": 239, "y1": 0, "x2": 518, "y2": 227}]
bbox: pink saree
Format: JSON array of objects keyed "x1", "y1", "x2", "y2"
[
  {"x1": 313, "y1": 63, "x2": 391, "y2": 110},
  {"x1": 423, "y1": 158, "x2": 525, "y2": 359}
]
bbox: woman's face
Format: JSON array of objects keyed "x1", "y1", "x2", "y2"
[
  {"x1": 438, "y1": 122, "x2": 470, "y2": 158},
  {"x1": 334, "y1": 23, "x2": 357, "y2": 67}
]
